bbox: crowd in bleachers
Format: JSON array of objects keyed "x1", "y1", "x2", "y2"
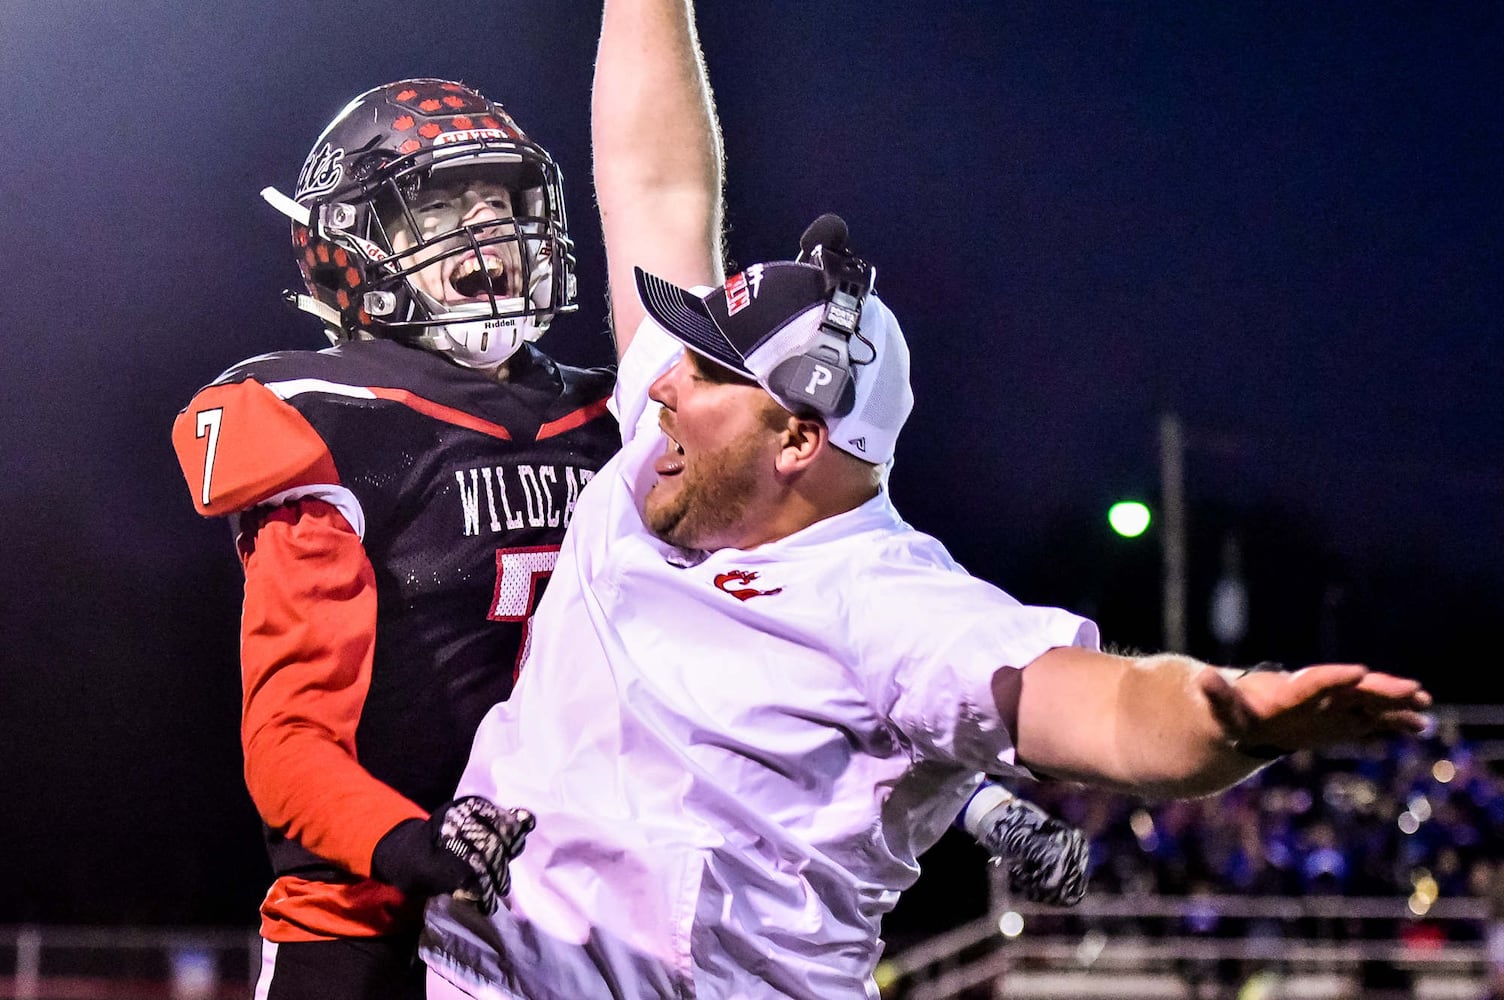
[
  {"x1": 1014, "y1": 720, "x2": 1504, "y2": 998},
  {"x1": 1037, "y1": 724, "x2": 1504, "y2": 900}
]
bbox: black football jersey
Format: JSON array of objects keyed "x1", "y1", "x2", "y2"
[{"x1": 173, "y1": 338, "x2": 617, "y2": 876}]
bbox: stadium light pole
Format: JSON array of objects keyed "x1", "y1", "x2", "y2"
[{"x1": 1159, "y1": 412, "x2": 1187, "y2": 652}]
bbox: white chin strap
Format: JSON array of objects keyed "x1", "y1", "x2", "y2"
[
  {"x1": 261, "y1": 186, "x2": 343, "y2": 345},
  {"x1": 414, "y1": 254, "x2": 558, "y2": 368},
  {"x1": 412, "y1": 293, "x2": 552, "y2": 369}
]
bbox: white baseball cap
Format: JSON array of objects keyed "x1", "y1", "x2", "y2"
[{"x1": 634, "y1": 260, "x2": 914, "y2": 464}]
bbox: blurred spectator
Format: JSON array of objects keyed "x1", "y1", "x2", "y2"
[
  {"x1": 968, "y1": 723, "x2": 1503, "y2": 999},
  {"x1": 1019, "y1": 725, "x2": 1503, "y2": 940}
]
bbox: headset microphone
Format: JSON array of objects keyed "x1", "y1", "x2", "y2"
[{"x1": 797, "y1": 213, "x2": 849, "y2": 263}]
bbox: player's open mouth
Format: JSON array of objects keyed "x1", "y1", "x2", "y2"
[{"x1": 449, "y1": 253, "x2": 511, "y2": 300}]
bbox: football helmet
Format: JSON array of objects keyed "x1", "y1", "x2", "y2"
[{"x1": 262, "y1": 79, "x2": 577, "y2": 368}]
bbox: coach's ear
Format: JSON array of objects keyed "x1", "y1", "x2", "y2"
[{"x1": 773, "y1": 412, "x2": 825, "y2": 476}]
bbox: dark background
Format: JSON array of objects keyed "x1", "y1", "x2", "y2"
[{"x1": 1, "y1": 1, "x2": 1499, "y2": 940}]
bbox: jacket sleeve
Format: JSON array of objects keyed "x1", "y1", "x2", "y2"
[{"x1": 237, "y1": 497, "x2": 425, "y2": 876}]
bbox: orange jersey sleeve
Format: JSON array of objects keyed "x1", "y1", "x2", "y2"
[
  {"x1": 258, "y1": 875, "x2": 412, "y2": 943},
  {"x1": 172, "y1": 379, "x2": 340, "y2": 517},
  {"x1": 238, "y1": 498, "x2": 425, "y2": 877}
]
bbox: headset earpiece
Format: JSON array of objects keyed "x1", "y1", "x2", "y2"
[
  {"x1": 769, "y1": 346, "x2": 857, "y2": 416},
  {"x1": 770, "y1": 222, "x2": 874, "y2": 418}
]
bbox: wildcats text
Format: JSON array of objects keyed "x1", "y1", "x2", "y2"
[{"x1": 455, "y1": 463, "x2": 595, "y2": 536}]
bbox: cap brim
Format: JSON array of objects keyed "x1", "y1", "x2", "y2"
[{"x1": 633, "y1": 267, "x2": 754, "y2": 377}]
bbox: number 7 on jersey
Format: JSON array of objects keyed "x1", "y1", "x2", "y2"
[{"x1": 194, "y1": 408, "x2": 224, "y2": 506}]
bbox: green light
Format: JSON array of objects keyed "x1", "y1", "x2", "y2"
[{"x1": 1108, "y1": 501, "x2": 1151, "y2": 538}]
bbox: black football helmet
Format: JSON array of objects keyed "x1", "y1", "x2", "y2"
[{"x1": 262, "y1": 79, "x2": 577, "y2": 367}]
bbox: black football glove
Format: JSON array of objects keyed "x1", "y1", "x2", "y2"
[
  {"x1": 964, "y1": 785, "x2": 1089, "y2": 907},
  {"x1": 371, "y1": 796, "x2": 535, "y2": 915}
]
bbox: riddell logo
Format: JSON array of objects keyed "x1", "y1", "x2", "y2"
[{"x1": 714, "y1": 570, "x2": 783, "y2": 601}]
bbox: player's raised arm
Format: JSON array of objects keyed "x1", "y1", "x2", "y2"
[
  {"x1": 592, "y1": 0, "x2": 725, "y2": 359},
  {"x1": 1009, "y1": 648, "x2": 1431, "y2": 799}
]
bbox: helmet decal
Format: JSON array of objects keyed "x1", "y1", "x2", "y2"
[{"x1": 295, "y1": 142, "x2": 345, "y2": 201}]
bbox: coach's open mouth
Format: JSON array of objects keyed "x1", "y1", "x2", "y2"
[{"x1": 655, "y1": 433, "x2": 685, "y2": 476}]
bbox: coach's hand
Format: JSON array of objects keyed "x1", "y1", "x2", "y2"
[
  {"x1": 1203, "y1": 663, "x2": 1431, "y2": 759},
  {"x1": 372, "y1": 796, "x2": 535, "y2": 915}
]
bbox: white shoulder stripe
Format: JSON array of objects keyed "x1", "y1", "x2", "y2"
[
  {"x1": 264, "y1": 378, "x2": 378, "y2": 401},
  {"x1": 257, "y1": 484, "x2": 368, "y2": 541}
]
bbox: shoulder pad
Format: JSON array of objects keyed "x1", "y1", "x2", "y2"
[{"x1": 172, "y1": 378, "x2": 340, "y2": 517}]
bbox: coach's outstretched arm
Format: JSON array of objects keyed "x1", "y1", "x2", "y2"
[
  {"x1": 593, "y1": 0, "x2": 725, "y2": 358},
  {"x1": 1009, "y1": 648, "x2": 1431, "y2": 799}
]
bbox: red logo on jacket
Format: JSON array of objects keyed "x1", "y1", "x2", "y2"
[{"x1": 714, "y1": 570, "x2": 783, "y2": 601}]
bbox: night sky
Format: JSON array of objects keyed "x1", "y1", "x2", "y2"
[{"x1": 2, "y1": 2, "x2": 1499, "y2": 936}]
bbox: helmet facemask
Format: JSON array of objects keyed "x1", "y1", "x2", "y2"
[{"x1": 357, "y1": 149, "x2": 572, "y2": 368}]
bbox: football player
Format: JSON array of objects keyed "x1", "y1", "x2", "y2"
[{"x1": 171, "y1": 78, "x2": 616, "y2": 999}]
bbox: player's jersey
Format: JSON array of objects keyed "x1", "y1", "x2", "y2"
[{"x1": 172, "y1": 337, "x2": 616, "y2": 941}]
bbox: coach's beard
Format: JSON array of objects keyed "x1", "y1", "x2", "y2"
[{"x1": 645, "y1": 435, "x2": 765, "y2": 551}]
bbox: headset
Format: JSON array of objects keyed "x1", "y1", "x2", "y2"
[{"x1": 768, "y1": 214, "x2": 876, "y2": 417}]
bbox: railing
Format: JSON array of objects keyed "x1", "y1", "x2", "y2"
[
  {"x1": 880, "y1": 895, "x2": 1496, "y2": 999},
  {"x1": 5, "y1": 900, "x2": 1495, "y2": 1000},
  {"x1": 0, "y1": 926, "x2": 259, "y2": 1000}
]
